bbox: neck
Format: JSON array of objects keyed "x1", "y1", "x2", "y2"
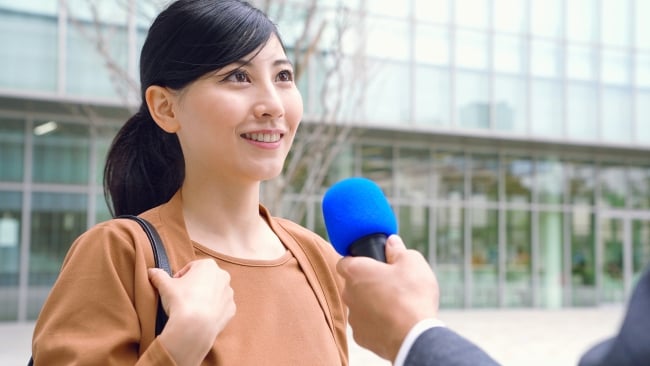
[
  {"x1": 179, "y1": 177, "x2": 284, "y2": 259},
  {"x1": 181, "y1": 175, "x2": 261, "y2": 232}
]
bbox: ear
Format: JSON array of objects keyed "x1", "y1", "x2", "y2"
[{"x1": 145, "y1": 85, "x2": 180, "y2": 133}]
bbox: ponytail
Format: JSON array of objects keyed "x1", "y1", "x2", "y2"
[{"x1": 103, "y1": 105, "x2": 184, "y2": 217}]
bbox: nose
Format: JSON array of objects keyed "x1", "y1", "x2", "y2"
[{"x1": 253, "y1": 82, "x2": 285, "y2": 119}]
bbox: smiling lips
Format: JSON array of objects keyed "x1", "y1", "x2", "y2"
[{"x1": 242, "y1": 132, "x2": 282, "y2": 143}]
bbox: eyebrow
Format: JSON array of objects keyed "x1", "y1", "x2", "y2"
[
  {"x1": 230, "y1": 58, "x2": 294, "y2": 68},
  {"x1": 210, "y1": 58, "x2": 294, "y2": 79},
  {"x1": 272, "y1": 59, "x2": 294, "y2": 68}
]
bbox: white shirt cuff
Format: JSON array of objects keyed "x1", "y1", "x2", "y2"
[{"x1": 393, "y1": 318, "x2": 445, "y2": 366}]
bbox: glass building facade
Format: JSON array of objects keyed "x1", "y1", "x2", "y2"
[{"x1": 1, "y1": 0, "x2": 650, "y2": 321}]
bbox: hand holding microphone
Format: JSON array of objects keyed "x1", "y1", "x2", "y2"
[
  {"x1": 336, "y1": 235, "x2": 440, "y2": 362},
  {"x1": 323, "y1": 177, "x2": 439, "y2": 362}
]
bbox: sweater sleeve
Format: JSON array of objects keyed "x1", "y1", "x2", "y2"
[{"x1": 31, "y1": 221, "x2": 177, "y2": 365}]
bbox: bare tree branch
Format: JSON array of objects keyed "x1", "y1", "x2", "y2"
[{"x1": 63, "y1": 0, "x2": 139, "y2": 111}]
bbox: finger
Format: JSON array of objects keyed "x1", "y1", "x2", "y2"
[
  {"x1": 336, "y1": 257, "x2": 352, "y2": 278},
  {"x1": 173, "y1": 260, "x2": 196, "y2": 278},
  {"x1": 385, "y1": 235, "x2": 407, "y2": 264},
  {"x1": 337, "y1": 255, "x2": 382, "y2": 280},
  {"x1": 148, "y1": 268, "x2": 171, "y2": 290}
]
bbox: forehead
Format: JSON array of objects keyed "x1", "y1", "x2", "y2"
[{"x1": 244, "y1": 34, "x2": 288, "y2": 65}]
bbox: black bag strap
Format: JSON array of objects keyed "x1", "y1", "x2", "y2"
[
  {"x1": 118, "y1": 215, "x2": 171, "y2": 336},
  {"x1": 28, "y1": 215, "x2": 171, "y2": 366}
]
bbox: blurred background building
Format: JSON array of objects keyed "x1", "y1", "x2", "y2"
[{"x1": 1, "y1": 0, "x2": 649, "y2": 322}]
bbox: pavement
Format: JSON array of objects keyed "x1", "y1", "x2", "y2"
[{"x1": 1, "y1": 305, "x2": 625, "y2": 366}]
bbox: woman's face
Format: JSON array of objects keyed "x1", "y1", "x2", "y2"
[{"x1": 171, "y1": 34, "x2": 303, "y2": 185}]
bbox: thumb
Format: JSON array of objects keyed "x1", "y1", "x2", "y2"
[{"x1": 385, "y1": 235, "x2": 407, "y2": 264}]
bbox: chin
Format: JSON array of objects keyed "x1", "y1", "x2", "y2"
[{"x1": 255, "y1": 168, "x2": 283, "y2": 182}]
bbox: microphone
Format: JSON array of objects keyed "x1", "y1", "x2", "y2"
[{"x1": 322, "y1": 177, "x2": 398, "y2": 262}]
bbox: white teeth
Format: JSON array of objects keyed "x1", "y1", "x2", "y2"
[{"x1": 245, "y1": 133, "x2": 281, "y2": 142}]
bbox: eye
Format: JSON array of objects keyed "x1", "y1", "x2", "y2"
[
  {"x1": 224, "y1": 70, "x2": 250, "y2": 83},
  {"x1": 276, "y1": 69, "x2": 294, "y2": 82}
]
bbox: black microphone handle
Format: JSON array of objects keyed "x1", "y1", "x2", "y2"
[{"x1": 348, "y1": 233, "x2": 387, "y2": 262}]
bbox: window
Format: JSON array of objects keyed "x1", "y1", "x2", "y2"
[
  {"x1": 396, "y1": 148, "x2": 431, "y2": 201},
  {"x1": 601, "y1": 0, "x2": 631, "y2": 47},
  {"x1": 415, "y1": 24, "x2": 449, "y2": 65},
  {"x1": 95, "y1": 125, "x2": 120, "y2": 185},
  {"x1": 493, "y1": 0, "x2": 526, "y2": 34},
  {"x1": 567, "y1": 161, "x2": 596, "y2": 206},
  {"x1": 436, "y1": 205, "x2": 465, "y2": 307},
  {"x1": 0, "y1": 119, "x2": 24, "y2": 182},
  {"x1": 601, "y1": 87, "x2": 633, "y2": 143},
  {"x1": 366, "y1": 0, "x2": 408, "y2": 17},
  {"x1": 567, "y1": 45, "x2": 597, "y2": 81},
  {"x1": 637, "y1": 89, "x2": 650, "y2": 143},
  {"x1": 530, "y1": 39, "x2": 562, "y2": 79},
  {"x1": 567, "y1": 82, "x2": 598, "y2": 140},
  {"x1": 627, "y1": 166, "x2": 650, "y2": 209},
  {"x1": 599, "y1": 163, "x2": 627, "y2": 208},
  {"x1": 360, "y1": 145, "x2": 393, "y2": 195},
  {"x1": 455, "y1": 0, "x2": 488, "y2": 29},
  {"x1": 494, "y1": 75, "x2": 527, "y2": 133},
  {"x1": 364, "y1": 60, "x2": 411, "y2": 124},
  {"x1": 456, "y1": 71, "x2": 489, "y2": 129},
  {"x1": 32, "y1": 121, "x2": 89, "y2": 184},
  {"x1": 322, "y1": 145, "x2": 354, "y2": 193},
  {"x1": 366, "y1": 18, "x2": 409, "y2": 61},
  {"x1": 538, "y1": 211, "x2": 564, "y2": 307},
  {"x1": 567, "y1": 0, "x2": 598, "y2": 43},
  {"x1": 505, "y1": 156, "x2": 533, "y2": 204},
  {"x1": 531, "y1": 79, "x2": 563, "y2": 137},
  {"x1": 505, "y1": 210, "x2": 532, "y2": 306},
  {"x1": 537, "y1": 157, "x2": 565, "y2": 204},
  {"x1": 0, "y1": 191, "x2": 22, "y2": 321},
  {"x1": 571, "y1": 210, "x2": 596, "y2": 305},
  {"x1": 436, "y1": 152, "x2": 465, "y2": 201},
  {"x1": 0, "y1": 6, "x2": 58, "y2": 91},
  {"x1": 470, "y1": 208, "x2": 498, "y2": 307},
  {"x1": 493, "y1": 34, "x2": 526, "y2": 74},
  {"x1": 29, "y1": 192, "x2": 87, "y2": 319},
  {"x1": 310, "y1": 54, "x2": 362, "y2": 122},
  {"x1": 602, "y1": 49, "x2": 631, "y2": 86},
  {"x1": 456, "y1": 30, "x2": 488, "y2": 70},
  {"x1": 414, "y1": 0, "x2": 449, "y2": 24},
  {"x1": 530, "y1": 0, "x2": 562, "y2": 38},
  {"x1": 636, "y1": 53, "x2": 650, "y2": 88},
  {"x1": 414, "y1": 66, "x2": 450, "y2": 126},
  {"x1": 399, "y1": 205, "x2": 429, "y2": 257},
  {"x1": 66, "y1": 20, "x2": 128, "y2": 98},
  {"x1": 636, "y1": 0, "x2": 650, "y2": 50},
  {"x1": 471, "y1": 154, "x2": 499, "y2": 202}
]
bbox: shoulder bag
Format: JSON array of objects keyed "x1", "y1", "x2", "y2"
[{"x1": 28, "y1": 215, "x2": 171, "y2": 365}]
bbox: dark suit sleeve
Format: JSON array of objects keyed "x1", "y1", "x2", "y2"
[
  {"x1": 404, "y1": 327, "x2": 501, "y2": 366},
  {"x1": 578, "y1": 265, "x2": 650, "y2": 366}
]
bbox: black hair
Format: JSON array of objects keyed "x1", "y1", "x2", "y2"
[{"x1": 104, "y1": 0, "x2": 283, "y2": 216}]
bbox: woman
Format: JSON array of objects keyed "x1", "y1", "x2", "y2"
[{"x1": 31, "y1": 0, "x2": 348, "y2": 365}]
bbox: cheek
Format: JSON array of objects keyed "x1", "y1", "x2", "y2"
[{"x1": 285, "y1": 90, "x2": 303, "y2": 130}]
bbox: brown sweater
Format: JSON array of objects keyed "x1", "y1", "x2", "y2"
[{"x1": 32, "y1": 192, "x2": 348, "y2": 365}]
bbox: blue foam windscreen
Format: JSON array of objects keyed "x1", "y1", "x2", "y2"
[{"x1": 322, "y1": 177, "x2": 398, "y2": 256}]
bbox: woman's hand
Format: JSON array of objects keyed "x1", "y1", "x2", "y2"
[{"x1": 148, "y1": 259, "x2": 236, "y2": 365}]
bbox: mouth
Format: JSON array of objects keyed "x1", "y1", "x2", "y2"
[{"x1": 242, "y1": 132, "x2": 283, "y2": 143}]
